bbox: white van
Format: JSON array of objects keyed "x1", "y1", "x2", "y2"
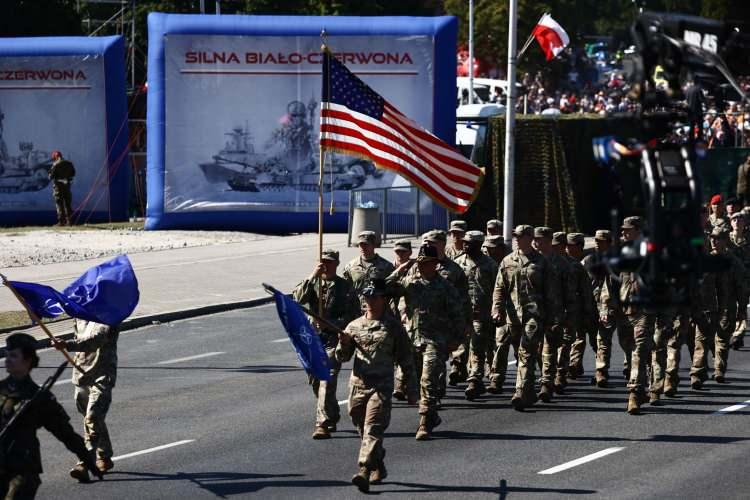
[{"x1": 455, "y1": 103, "x2": 505, "y2": 163}]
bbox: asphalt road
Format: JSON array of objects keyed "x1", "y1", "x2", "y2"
[{"x1": 28, "y1": 305, "x2": 750, "y2": 499}]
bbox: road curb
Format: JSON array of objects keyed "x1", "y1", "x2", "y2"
[{"x1": 0, "y1": 295, "x2": 274, "y2": 357}]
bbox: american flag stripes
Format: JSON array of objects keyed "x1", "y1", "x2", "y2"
[{"x1": 319, "y1": 50, "x2": 484, "y2": 213}]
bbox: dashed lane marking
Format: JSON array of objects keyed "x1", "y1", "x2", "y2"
[
  {"x1": 538, "y1": 447, "x2": 625, "y2": 475},
  {"x1": 716, "y1": 399, "x2": 750, "y2": 414},
  {"x1": 157, "y1": 352, "x2": 225, "y2": 365},
  {"x1": 112, "y1": 440, "x2": 195, "y2": 461},
  {"x1": 271, "y1": 338, "x2": 290, "y2": 343}
]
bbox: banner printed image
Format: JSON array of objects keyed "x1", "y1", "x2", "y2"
[
  {"x1": 0, "y1": 101, "x2": 53, "y2": 196},
  {"x1": 163, "y1": 35, "x2": 435, "y2": 213}
]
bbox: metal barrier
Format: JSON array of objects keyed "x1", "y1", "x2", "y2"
[{"x1": 347, "y1": 186, "x2": 449, "y2": 246}]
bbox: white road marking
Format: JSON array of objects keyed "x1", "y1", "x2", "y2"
[
  {"x1": 157, "y1": 352, "x2": 225, "y2": 365},
  {"x1": 339, "y1": 399, "x2": 348, "y2": 405},
  {"x1": 538, "y1": 447, "x2": 625, "y2": 475},
  {"x1": 509, "y1": 360, "x2": 517, "y2": 365},
  {"x1": 53, "y1": 379, "x2": 73, "y2": 386},
  {"x1": 271, "y1": 338, "x2": 290, "y2": 343},
  {"x1": 112, "y1": 440, "x2": 195, "y2": 461},
  {"x1": 716, "y1": 399, "x2": 750, "y2": 414}
]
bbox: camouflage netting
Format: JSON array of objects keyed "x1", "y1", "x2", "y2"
[{"x1": 465, "y1": 115, "x2": 640, "y2": 234}]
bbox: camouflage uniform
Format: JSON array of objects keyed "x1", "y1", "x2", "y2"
[
  {"x1": 48, "y1": 157, "x2": 75, "y2": 226},
  {"x1": 690, "y1": 269, "x2": 726, "y2": 384},
  {"x1": 491, "y1": 236, "x2": 560, "y2": 405},
  {"x1": 716, "y1": 249, "x2": 745, "y2": 378},
  {"x1": 336, "y1": 314, "x2": 414, "y2": 473},
  {"x1": 343, "y1": 254, "x2": 395, "y2": 309},
  {"x1": 0, "y1": 374, "x2": 94, "y2": 499},
  {"x1": 293, "y1": 272, "x2": 360, "y2": 430},
  {"x1": 445, "y1": 220, "x2": 467, "y2": 260},
  {"x1": 618, "y1": 268, "x2": 657, "y2": 399},
  {"x1": 562, "y1": 257, "x2": 596, "y2": 378},
  {"x1": 65, "y1": 319, "x2": 119, "y2": 461},
  {"x1": 729, "y1": 227, "x2": 750, "y2": 346},
  {"x1": 386, "y1": 267, "x2": 465, "y2": 418},
  {"x1": 454, "y1": 241, "x2": 498, "y2": 388}
]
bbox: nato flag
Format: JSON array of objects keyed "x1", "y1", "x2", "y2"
[
  {"x1": 271, "y1": 289, "x2": 331, "y2": 382},
  {"x1": 11, "y1": 255, "x2": 139, "y2": 326}
]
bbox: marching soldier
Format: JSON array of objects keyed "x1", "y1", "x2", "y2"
[
  {"x1": 293, "y1": 250, "x2": 360, "y2": 439},
  {"x1": 52, "y1": 319, "x2": 119, "y2": 477},
  {"x1": 729, "y1": 213, "x2": 750, "y2": 349},
  {"x1": 566, "y1": 233, "x2": 598, "y2": 380},
  {"x1": 344, "y1": 231, "x2": 395, "y2": 308},
  {"x1": 445, "y1": 220, "x2": 467, "y2": 259},
  {"x1": 2, "y1": 333, "x2": 102, "y2": 498},
  {"x1": 581, "y1": 230, "x2": 619, "y2": 387},
  {"x1": 483, "y1": 235, "x2": 508, "y2": 263},
  {"x1": 337, "y1": 279, "x2": 415, "y2": 493},
  {"x1": 48, "y1": 151, "x2": 76, "y2": 226},
  {"x1": 391, "y1": 239, "x2": 418, "y2": 403},
  {"x1": 486, "y1": 219, "x2": 502, "y2": 237},
  {"x1": 386, "y1": 245, "x2": 465, "y2": 440},
  {"x1": 454, "y1": 231, "x2": 498, "y2": 400},
  {"x1": 491, "y1": 225, "x2": 561, "y2": 410}
]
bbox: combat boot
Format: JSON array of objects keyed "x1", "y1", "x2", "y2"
[
  {"x1": 448, "y1": 366, "x2": 461, "y2": 386},
  {"x1": 731, "y1": 335, "x2": 744, "y2": 350},
  {"x1": 96, "y1": 457, "x2": 114, "y2": 473},
  {"x1": 663, "y1": 379, "x2": 676, "y2": 397},
  {"x1": 511, "y1": 392, "x2": 525, "y2": 412},
  {"x1": 627, "y1": 392, "x2": 641, "y2": 415},
  {"x1": 487, "y1": 378, "x2": 503, "y2": 394},
  {"x1": 351, "y1": 467, "x2": 370, "y2": 493},
  {"x1": 714, "y1": 372, "x2": 726, "y2": 383},
  {"x1": 537, "y1": 384, "x2": 553, "y2": 403},
  {"x1": 464, "y1": 380, "x2": 485, "y2": 401},
  {"x1": 595, "y1": 371, "x2": 608, "y2": 388},
  {"x1": 553, "y1": 374, "x2": 566, "y2": 394},
  {"x1": 69, "y1": 462, "x2": 90, "y2": 483},
  {"x1": 312, "y1": 425, "x2": 331, "y2": 440},
  {"x1": 691, "y1": 377, "x2": 703, "y2": 390},
  {"x1": 648, "y1": 391, "x2": 661, "y2": 406},
  {"x1": 415, "y1": 415, "x2": 430, "y2": 441},
  {"x1": 393, "y1": 388, "x2": 406, "y2": 401},
  {"x1": 370, "y1": 450, "x2": 387, "y2": 484}
]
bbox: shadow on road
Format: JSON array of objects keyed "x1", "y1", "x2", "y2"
[
  {"x1": 372, "y1": 478, "x2": 596, "y2": 496},
  {"x1": 104, "y1": 471, "x2": 350, "y2": 497},
  {"x1": 113, "y1": 365, "x2": 303, "y2": 374}
]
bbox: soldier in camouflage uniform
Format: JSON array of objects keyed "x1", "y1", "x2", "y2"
[
  {"x1": 483, "y1": 235, "x2": 508, "y2": 264},
  {"x1": 343, "y1": 231, "x2": 395, "y2": 309},
  {"x1": 486, "y1": 219, "x2": 502, "y2": 237},
  {"x1": 581, "y1": 230, "x2": 619, "y2": 387},
  {"x1": 293, "y1": 249, "x2": 360, "y2": 439},
  {"x1": 337, "y1": 279, "x2": 415, "y2": 493},
  {"x1": 1, "y1": 334, "x2": 101, "y2": 498},
  {"x1": 547, "y1": 232, "x2": 579, "y2": 392},
  {"x1": 708, "y1": 227, "x2": 746, "y2": 383},
  {"x1": 491, "y1": 225, "x2": 561, "y2": 410},
  {"x1": 418, "y1": 231, "x2": 471, "y2": 388},
  {"x1": 386, "y1": 245, "x2": 465, "y2": 440},
  {"x1": 566, "y1": 233, "x2": 598, "y2": 380},
  {"x1": 729, "y1": 213, "x2": 750, "y2": 349},
  {"x1": 445, "y1": 220, "x2": 467, "y2": 260},
  {"x1": 454, "y1": 231, "x2": 498, "y2": 400},
  {"x1": 48, "y1": 151, "x2": 76, "y2": 226},
  {"x1": 530, "y1": 228, "x2": 566, "y2": 401},
  {"x1": 53, "y1": 319, "x2": 119, "y2": 475}
]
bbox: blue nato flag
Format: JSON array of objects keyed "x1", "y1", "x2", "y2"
[
  {"x1": 11, "y1": 255, "x2": 139, "y2": 326},
  {"x1": 271, "y1": 289, "x2": 331, "y2": 382}
]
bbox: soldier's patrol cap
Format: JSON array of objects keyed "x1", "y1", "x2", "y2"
[
  {"x1": 357, "y1": 231, "x2": 377, "y2": 245},
  {"x1": 6, "y1": 332, "x2": 39, "y2": 368},
  {"x1": 422, "y1": 230, "x2": 447, "y2": 243},
  {"x1": 463, "y1": 230, "x2": 485, "y2": 243},
  {"x1": 483, "y1": 235, "x2": 504, "y2": 248},
  {"x1": 552, "y1": 232, "x2": 567, "y2": 245},
  {"x1": 448, "y1": 220, "x2": 468, "y2": 233},
  {"x1": 533, "y1": 226, "x2": 553, "y2": 239},
  {"x1": 361, "y1": 278, "x2": 388, "y2": 297},
  {"x1": 512, "y1": 224, "x2": 534, "y2": 237},
  {"x1": 730, "y1": 212, "x2": 745, "y2": 220},
  {"x1": 321, "y1": 249, "x2": 340, "y2": 262},
  {"x1": 710, "y1": 226, "x2": 730, "y2": 239},
  {"x1": 417, "y1": 244, "x2": 439, "y2": 261},
  {"x1": 594, "y1": 230, "x2": 612, "y2": 241},
  {"x1": 567, "y1": 233, "x2": 585, "y2": 245},
  {"x1": 621, "y1": 216, "x2": 644, "y2": 230},
  {"x1": 486, "y1": 219, "x2": 502, "y2": 229},
  {"x1": 394, "y1": 239, "x2": 412, "y2": 251}
]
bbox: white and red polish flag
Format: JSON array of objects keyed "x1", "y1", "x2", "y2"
[
  {"x1": 532, "y1": 14, "x2": 570, "y2": 61},
  {"x1": 319, "y1": 50, "x2": 484, "y2": 213}
]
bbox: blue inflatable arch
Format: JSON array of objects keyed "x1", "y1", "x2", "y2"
[
  {"x1": 146, "y1": 14, "x2": 457, "y2": 232},
  {"x1": 0, "y1": 36, "x2": 128, "y2": 225}
]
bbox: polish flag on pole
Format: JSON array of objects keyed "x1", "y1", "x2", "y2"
[{"x1": 532, "y1": 14, "x2": 570, "y2": 61}]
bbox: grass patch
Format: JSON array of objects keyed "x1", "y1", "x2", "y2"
[
  {"x1": 0, "y1": 221, "x2": 144, "y2": 234},
  {"x1": 0, "y1": 311, "x2": 70, "y2": 331}
]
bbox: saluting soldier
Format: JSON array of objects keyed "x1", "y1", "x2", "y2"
[
  {"x1": 729, "y1": 213, "x2": 750, "y2": 349},
  {"x1": 1, "y1": 333, "x2": 102, "y2": 498},
  {"x1": 491, "y1": 225, "x2": 561, "y2": 410},
  {"x1": 293, "y1": 249, "x2": 360, "y2": 439},
  {"x1": 337, "y1": 279, "x2": 415, "y2": 493},
  {"x1": 454, "y1": 231, "x2": 498, "y2": 400},
  {"x1": 386, "y1": 245, "x2": 465, "y2": 440},
  {"x1": 344, "y1": 231, "x2": 395, "y2": 309},
  {"x1": 445, "y1": 220, "x2": 467, "y2": 260},
  {"x1": 581, "y1": 230, "x2": 619, "y2": 387},
  {"x1": 53, "y1": 319, "x2": 119, "y2": 476}
]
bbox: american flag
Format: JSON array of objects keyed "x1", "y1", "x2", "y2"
[{"x1": 319, "y1": 50, "x2": 484, "y2": 213}]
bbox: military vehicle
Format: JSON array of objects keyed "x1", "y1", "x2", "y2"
[{"x1": 0, "y1": 142, "x2": 52, "y2": 193}]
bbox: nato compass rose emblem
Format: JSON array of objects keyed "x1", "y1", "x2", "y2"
[{"x1": 297, "y1": 325, "x2": 315, "y2": 345}]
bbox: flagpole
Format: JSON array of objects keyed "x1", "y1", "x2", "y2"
[
  {"x1": 318, "y1": 31, "x2": 329, "y2": 318},
  {"x1": 503, "y1": 0, "x2": 519, "y2": 246},
  {"x1": 468, "y1": 0, "x2": 474, "y2": 104},
  {"x1": 517, "y1": 13, "x2": 547, "y2": 61},
  {"x1": 1, "y1": 276, "x2": 85, "y2": 374}
]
